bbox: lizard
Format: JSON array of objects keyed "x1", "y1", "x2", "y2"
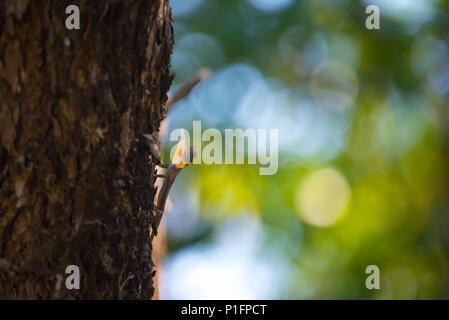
[
  {"x1": 146, "y1": 69, "x2": 209, "y2": 240},
  {"x1": 150, "y1": 142, "x2": 195, "y2": 241}
]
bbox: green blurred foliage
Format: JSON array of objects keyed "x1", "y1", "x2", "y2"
[{"x1": 163, "y1": 0, "x2": 449, "y2": 299}]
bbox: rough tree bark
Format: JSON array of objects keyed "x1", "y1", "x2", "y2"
[{"x1": 0, "y1": 0, "x2": 173, "y2": 299}]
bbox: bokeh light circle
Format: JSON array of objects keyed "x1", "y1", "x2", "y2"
[
  {"x1": 310, "y1": 61, "x2": 358, "y2": 111},
  {"x1": 295, "y1": 168, "x2": 351, "y2": 227}
]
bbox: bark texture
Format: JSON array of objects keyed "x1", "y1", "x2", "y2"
[{"x1": 0, "y1": 0, "x2": 173, "y2": 299}]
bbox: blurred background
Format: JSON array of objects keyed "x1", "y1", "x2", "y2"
[{"x1": 159, "y1": 0, "x2": 449, "y2": 299}]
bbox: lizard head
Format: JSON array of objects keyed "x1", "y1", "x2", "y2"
[{"x1": 175, "y1": 146, "x2": 196, "y2": 168}]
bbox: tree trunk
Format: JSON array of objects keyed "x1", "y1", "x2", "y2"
[{"x1": 0, "y1": 0, "x2": 173, "y2": 299}]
